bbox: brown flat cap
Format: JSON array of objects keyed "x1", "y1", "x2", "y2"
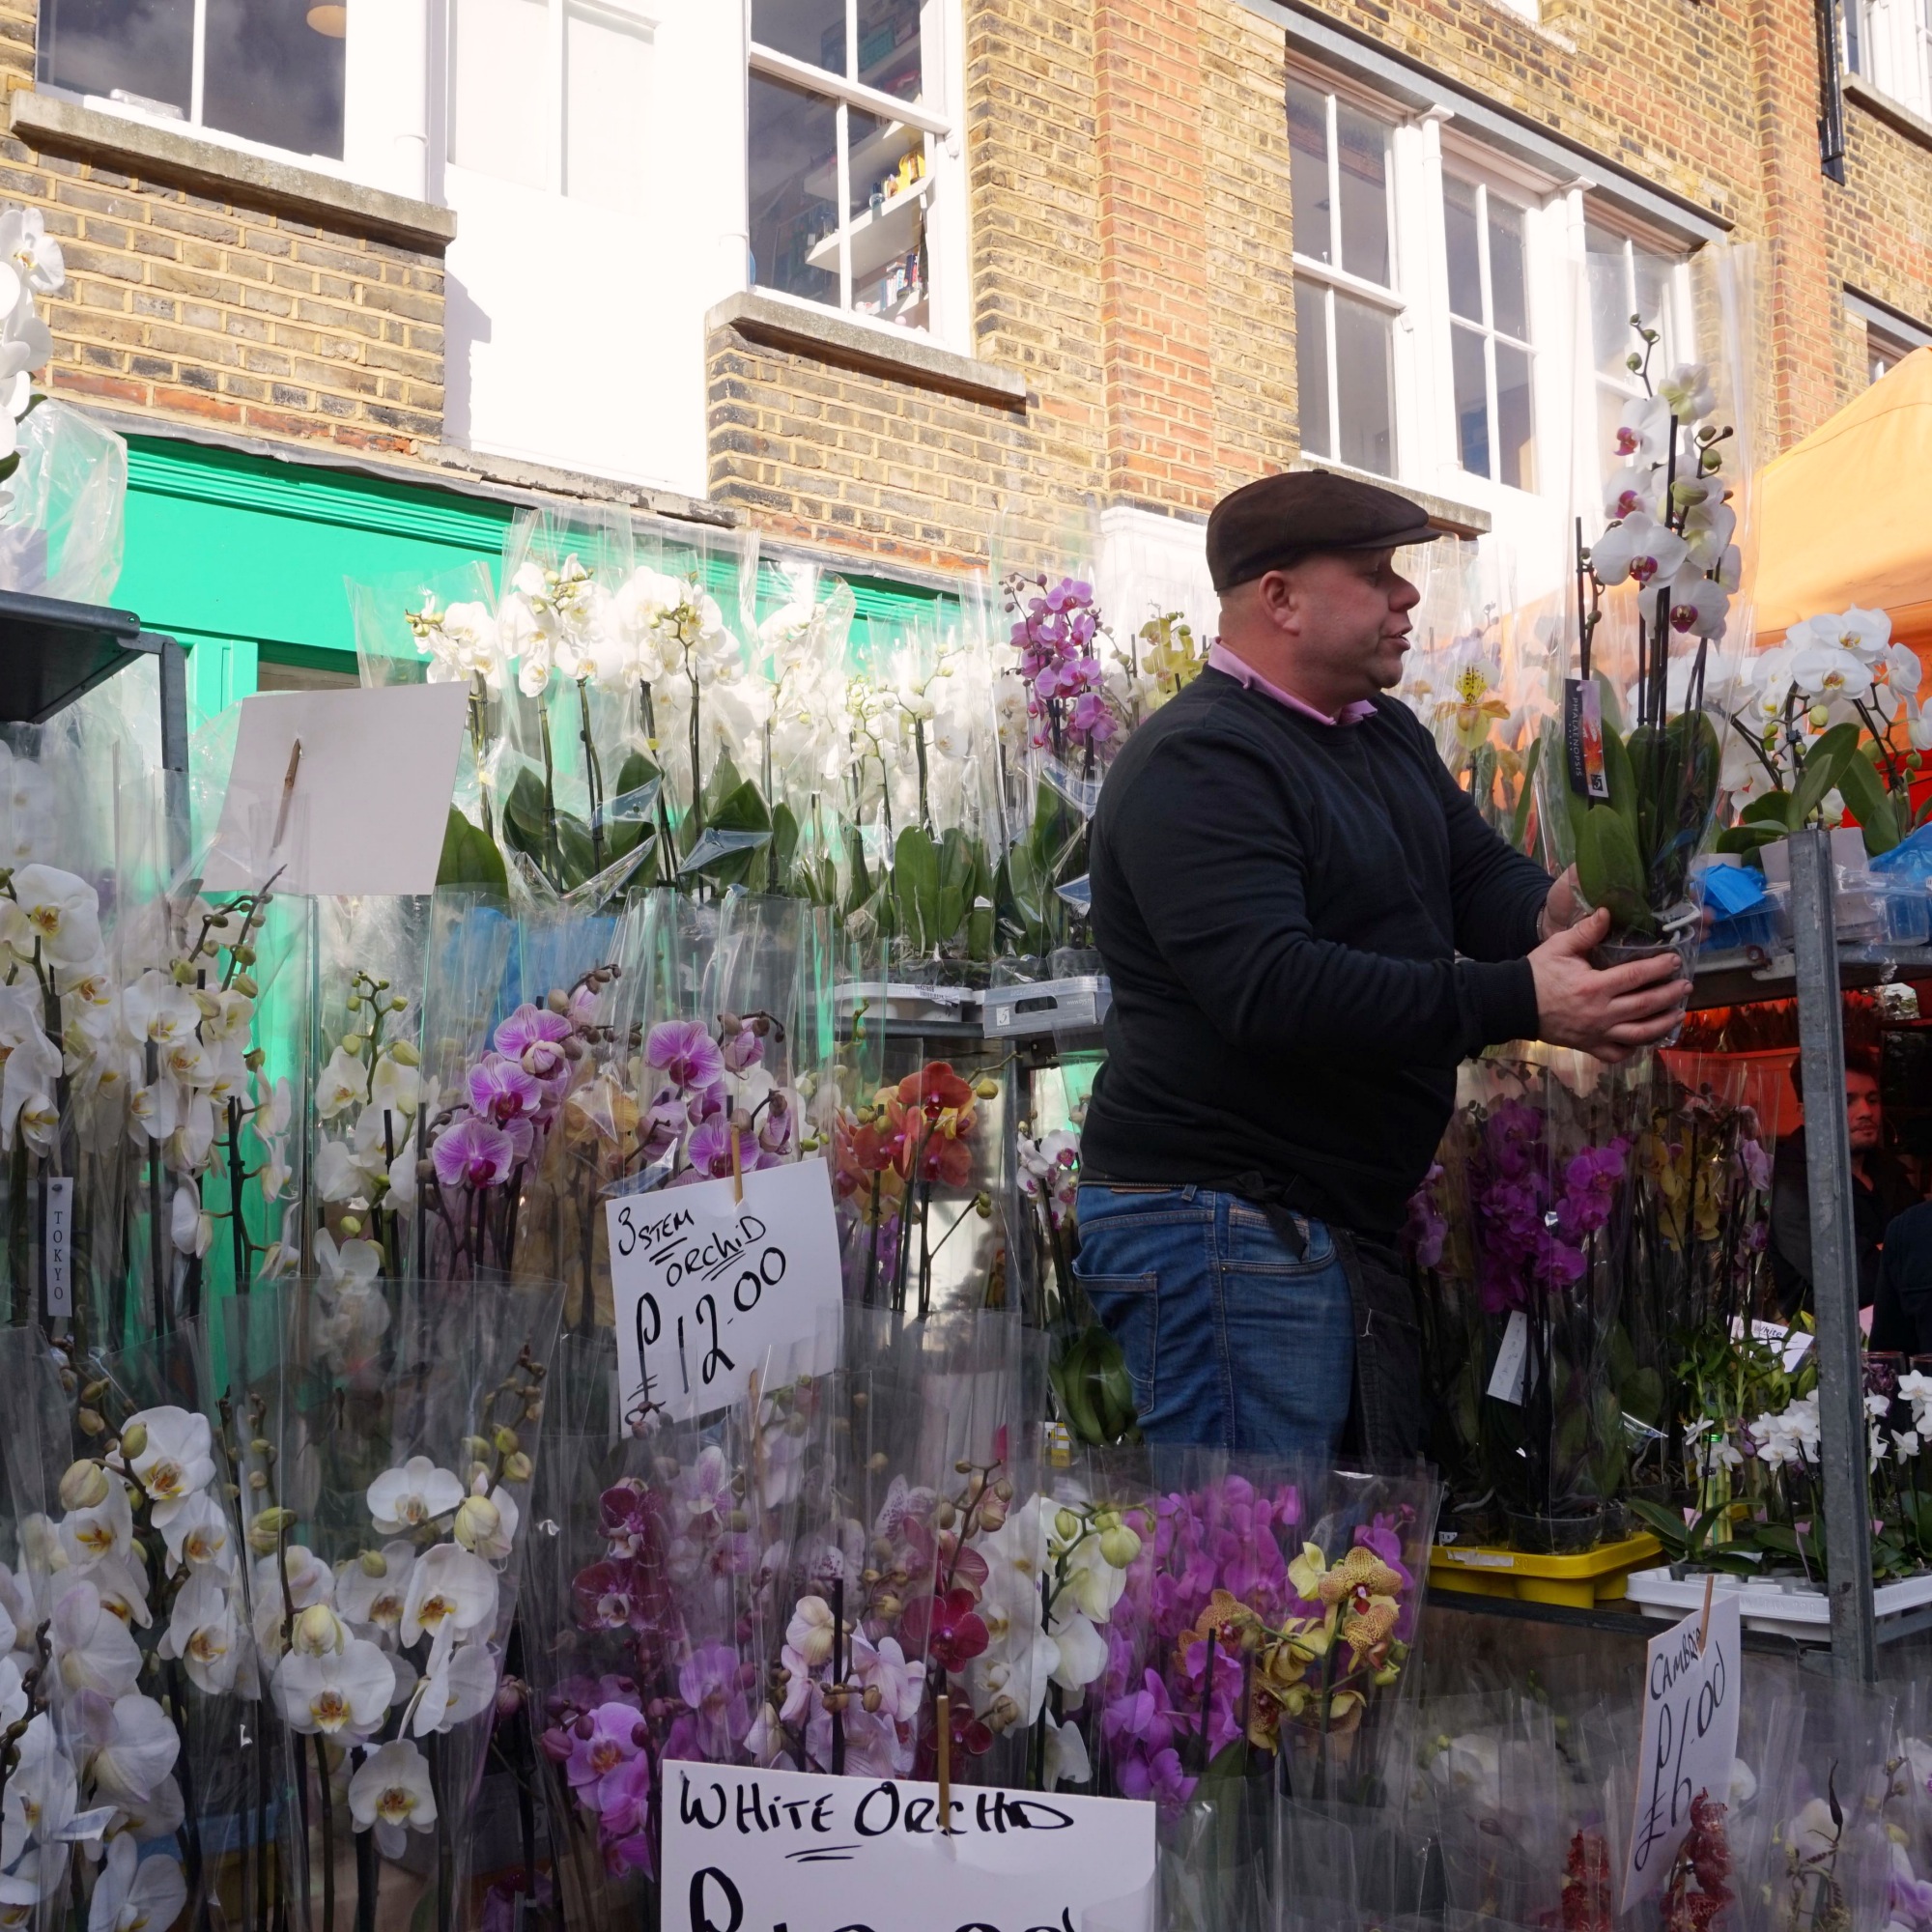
[{"x1": 1207, "y1": 470, "x2": 1440, "y2": 592}]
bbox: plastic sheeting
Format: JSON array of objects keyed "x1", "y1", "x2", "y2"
[{"x1": 0, "y1": 396, "x2": 127, "y2": 605}]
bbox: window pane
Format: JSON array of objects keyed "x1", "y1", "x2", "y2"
[
  {"x1": 749, "y1": 71, "x2": 839, "y2": 307},
  {"x1": 751, "y1": 0, "x2": 845, "y2": 76},
  {"x1": 1335, "y1": 102, "x2": 1390, "y2": 286},
  {"x1": 451, "y1": 0, "x2": 549, "y2": 188},
  {"x1": 204, "y1": 0, "x2": 344, "y2": 156},
  {"x1": 1288, "y1": 81, "x2": 1331, "y2": 266},
  {"x1": 1451, "y1": 322, "x2": 1490, "y2": 479},
  {"x1": 1334, "y1": 292, "x2": 1395, "y2": 475},
  {"x1": 855, "y1": 0, "x2": 923, "y2": 101},
  {"x1": 848, "y1": 109, "x2": 927, "y2": 326},
  {"x1": 38, "y1": 0, "x2": 193, "y2": 121},
  {"x1": 1585, "y1": 225, "x2": 1634, "y2": 377},
  {"x1": 1443, "y1": 174, "x2": 1482, "y2": 324},
  {"x1": 1488, "y1": 197, "x2": 1529, "y2": 340},
  {"x1": 564, "y1": 4, "x2": 652, "y2": 216},
  {"x1": 1495, "y1": 340, "x2": 1534, "y2": 490},
  {"x1": 1630, "y1": 244, "x2": 1676, "y2": 349},
  {"x1": 1294, "y1": 276, "x2": 1332, "y2": 460}
]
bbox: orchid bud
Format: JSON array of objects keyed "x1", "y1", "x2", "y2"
[
  {"x1": 1099, "y1": 1524, "x2": 1143, "y2": 1568},
  {"x1": 454, "y1": 1493, "x2": 503, "y2": 1553},
  {"x1": 1055, "y1": 1509, "x2": 1081, "y2": 1543},
  {"x1": 340, "y1": 1215, "x2": 362, "y2": 1236},
  {"x1": 358, "y1": 1548, "x2": 389, "y2": 1577},
  {"x1": 863, "y1": 1686, "x2": 882, "y2": 1715},
  {"x1": 248, "y1": 1470, "x2": 268, "y2": 1491},
  {"x1": 390, "y1": 1040, "x2": 421, "y2": 1067},
  {"x1": 294, "y1": 1605, "x2": 348, "y2": 1656},
  {"x1": 1809, "y1": 704, "x2": 1831, "y2": 730},
  {"x1": 874, "y1": 1593, "x2": 901, "y2": 1621},
  {"x1": 493, "y1": 1427, "x2": 521, "y2": 1457},
  {"x1": 503, "y1": 1452, "x2": 533, "y2": 1484},
  {"x1": 60, "y1": 1461, "x2": 109, "y2": 1510},
  {"x1": 496, "y1": 1677, "x2": 526, "y2": 1718},
  {"x1": 76, "y1": 1408, "x2": 106, "y2": 1439},
  {"x1": 978, "y1": 1493, "x2": 1009, "y2": 1531}
]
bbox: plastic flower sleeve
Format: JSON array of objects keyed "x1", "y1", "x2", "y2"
[{"x1": 224, "y1": 1275, "x2": 561, "y2": 1932}]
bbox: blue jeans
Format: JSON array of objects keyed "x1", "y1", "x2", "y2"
[{"x1": 1072, "y1": 1183, "x2": 1355, "y2": 1456}]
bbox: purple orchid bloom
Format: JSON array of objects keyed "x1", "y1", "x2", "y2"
[
  {"x1": 563, "y1": 1700, "x2": 648, "y2": 1798},
  {"x1": 495, "y1": 1004, "x2": 573, "y2": 1080},
  {"x1": 1117, "y1": 1744, "x2": 1195, "y2": 1810},
  {"x1": 685, "y1": 1115, "x2": 760, "y2": 1180},
  {"x1": 432, "y1": 1113, "x2": 515, "y2": 1191},
  {"x1": 721, "y1": 1026, "x2": 764, "y2": 1073},
  {"x1": 646, "y1": 1019, "x2": 724, "y2": 1093},
  {"x1": 469, "y1": 1053, "x2": 542, "y2": 1127}
]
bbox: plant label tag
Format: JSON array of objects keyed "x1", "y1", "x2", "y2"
[
  {"x1": 43, "y1": 1176, "x2": 72, "y2": 1319},
  {"x1": 1487, "y1": 1308, "x2": 1531, "y2": 1405},
  {"x1": 607, "y1": 1155, "x2": 844, "y2": 1429},
  {"x1": 1565, "y1": 677, "x2": 1610, "y2": 800},
  {"x1": 662, "y1": 1761, "x2": 1157, "y2": 1932},
  {"x1": 1621, "y1": 1593, "x2": 1742, "y2": 1913}
]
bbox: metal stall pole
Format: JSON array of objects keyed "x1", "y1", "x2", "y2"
[{"x1": 1789, "y1": 823, "x2": 1877, "y2": 1682}]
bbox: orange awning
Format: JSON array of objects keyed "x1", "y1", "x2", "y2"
[{"x1": 1752, "y1": 347, "x2": 1932, "y2": 653}]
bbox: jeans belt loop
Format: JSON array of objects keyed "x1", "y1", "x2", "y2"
[{"x1": 1181, "y1": 1183, "x2": 1198, "y2": 1203}]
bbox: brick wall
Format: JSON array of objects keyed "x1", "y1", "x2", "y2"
[{"x1": 0, "y1": 0, "x2": 445, "y2": 457}]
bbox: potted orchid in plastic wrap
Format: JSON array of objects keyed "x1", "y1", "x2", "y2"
[
  {"x1": 223, "y1": 1275, "x2": 560, "y2": 1932},
  {"x1": 1550, "y1": 316, "x2": 1747, "y2": 969}
]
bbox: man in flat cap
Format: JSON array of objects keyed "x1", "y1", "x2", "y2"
[{"x1": 1076, "y1": 469, "x2": 1688, "y2": 1461}]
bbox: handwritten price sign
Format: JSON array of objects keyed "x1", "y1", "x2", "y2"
[
  {"x1": 663, "y1": 1762, "x2": 1157, "y2": 1932},
  {"x1": 1621, "y1": 1592, "x2": 1742, "y2": 1912},
  {"x1": 608, "y1": 1156, "x2": 844, "y2": 1428}
]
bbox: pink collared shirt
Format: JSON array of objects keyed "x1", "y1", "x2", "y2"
[{"x1": 1208, "y1": 641, "x2": 1376, "y2": 725}]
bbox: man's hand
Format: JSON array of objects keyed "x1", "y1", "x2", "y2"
[
  {"x1": 1539, "y1": 865, "x2": 1587, "y2": 941},
  {"x1": 1529, "y1": 906, "x2": 1690, "y2": 1063}
]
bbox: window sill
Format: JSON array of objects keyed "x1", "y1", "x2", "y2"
[
  {"x1": 705, "y1": 291, "x2": 1028, "y2": 411},
  {"x1": 1292, "y1": 458, "x2": 1492, "y2": 537},
  {"x1": 7, "y1": 91, "x2": 458, "y2": 250},
  {"x1": 1844, "y1": 75, "x2": 1932, "y2": 153}
]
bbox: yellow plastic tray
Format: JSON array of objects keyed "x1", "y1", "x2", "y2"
[{"x1": 1427, "y1": 1530, "x2": 1664, "y2": 1609}]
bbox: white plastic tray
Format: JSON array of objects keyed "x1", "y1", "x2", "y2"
[{"x1": 1625, "y1": 1564, "x2": 1932, "y2": 1639}]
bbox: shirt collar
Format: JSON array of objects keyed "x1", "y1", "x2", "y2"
[{"x1": 1208, "y1": 642, "x2": 1377, "y2": 725}]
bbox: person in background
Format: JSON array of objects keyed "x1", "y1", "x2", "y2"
[
  {"x1": 1770, "y1": 1045, "x2": 1918, "y2": 1320},
  {"x1": 1076, "y1": 470, "x2": 1690, "y2": 1463}
]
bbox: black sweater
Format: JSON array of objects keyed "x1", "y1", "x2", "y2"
[{"x1": 1083, "y1": 668, "x2": 1551, "y2": 1236}]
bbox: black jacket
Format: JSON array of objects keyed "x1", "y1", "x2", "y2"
[
  {"x1": 1871, "y1": 1199, "x2": 1932, "y2": 1355},
  {"x1": 1771, "y1": 1132, "x2": 1919, "y2": 1316},
  {"x1": 1083, "y1": 668, "x2": 1551, "y2": 1236}
]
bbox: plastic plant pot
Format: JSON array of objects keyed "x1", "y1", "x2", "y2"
[{"x1": 1589, "y1": 901, "x2": 1700, "y2": 1044}]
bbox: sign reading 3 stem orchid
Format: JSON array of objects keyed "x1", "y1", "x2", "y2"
[
  {"x1": 663, "y1": 1761, "x2": 1158, "y2": 1932},
  {"x1": 608, "y1": 1154, "x2": 844, "y2": 1428}
]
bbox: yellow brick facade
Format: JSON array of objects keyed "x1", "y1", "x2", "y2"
[
  {"x1": 0, "y1": 0, "x2": 445, "y2": 457},
  {"x1": 708, "y1": 0, "x2": 1932, "y2": 580}
]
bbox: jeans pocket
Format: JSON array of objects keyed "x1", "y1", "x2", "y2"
[
  {"x1": 1221, "y1": 1207, "x2": 1337, "y2": 1273},
  {"x1": 1076, "y1": 1270, "x2": 1159, "y2": 1415}
]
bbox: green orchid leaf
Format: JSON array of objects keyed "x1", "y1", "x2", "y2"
[
  {"x1": 1740, "y1": 791, "x2": 1795, "y2": 826},
  {"x1": 1835, "y1": 746, "x2": 1901, "y2": 854},
  {"x1": 769, "y1": 802, "x2": 801, "y2": 893},
  {"x1": 434, "y1": 808, "x2": 507, "y2": 893},
  {"x1": 1790, "y1": 722, "x2": 1861, "y2": 829},
  {"x1": 1576, "y1": 804, "x2": 1654, "y2": 934},
  {"x1": 893, "y1": 827, "x2": 942, "y2": 953}
]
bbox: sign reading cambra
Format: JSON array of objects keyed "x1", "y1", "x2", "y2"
[{"x1": 663, "y1": 1761, "x2": 1157, "y2": 1932}]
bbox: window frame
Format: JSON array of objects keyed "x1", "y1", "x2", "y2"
[
  {"x1": 745, "y1": 4, "x2": 960, "y2": 339},
  {"x1": 1843, "y1": 0, "x2": 1932, "y2": 125},
  {"x1": 1440, "y1": 165, "x2": 1538, "y2": 492},
  {"x1": 1287, "y1": 67, "x2": 1405, "y2": 478},
  {"x1": 1580, "y1": 209, "x2": 1695, "y2": 430}
]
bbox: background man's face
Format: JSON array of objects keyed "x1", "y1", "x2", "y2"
[{"x1": 1846, "y1": 1071, "x2": 1883, "y2": 1152}]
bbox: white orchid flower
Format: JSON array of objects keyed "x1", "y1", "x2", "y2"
[
  {"x1": 0, "y1": 208, "x2": 64, "y2": 295},
  {"x1": 1591, "y1": 513, "x2": 1688, "y2": 589},
  {"x1": 168, "y1": 1187, "x2": 213, "y2": 1261},
  {"x1": 159, "y1": 1492, "x2": 235, "y2": 1577},
  {"x1": 1789, "y1": 640, "x2": 1873, "y2": 708},
  {"x1": 368, "y1": 1458, "x2": 465, "y2": 1536},
  {"x1": 1047, "y1": 1608, "x2": 1108, "y2": 1696},
  {"x1": 399, "y1": 1544, "x2": 497, "y2": 1648},
  {"x1": 314, "y1": 1046, "x2": 364, "y2": 1121},
  {"x1": 2, "y1": 866, "x2": 100, "y2": 966},
  {"x1": 82, "y1": 1554, "x2": 153, "y2": 1631},
  {"x1": 451, "y1": 1483, "x2": 519, "y2": 1564},
  {"x1": 51, "y1": 1582, "x2": 142, "y2": 1697},
  {"x1": 156, "y1": 1574, "x2": 241, "y2": 1694},
  {"x1": 1666, "y1": 574, "x2": 1730, "y2": 640},
  {"x1": 120, "y1": 973, "x2": 200, "y2": 1048},
  {"x1": 59, "y1": 1473, "x2": 132, "y2": 1570},
  {"x1": 333, "y1": 1544, "x2": 416, "y2": 1631},
  {"x1": 1604, "y1": 466, "x2": 1655, "y2": 522},
  {"x1": 86, "y1": 1833, "x2": 185, "y2": 1932},
  {"x1": 107, "y1": 1773, "x2": 184, "y2": 1847},
  {"x1": 80, "y1": 1691, "x2": 181, "y2": 1805},
  {"x1": 1041, "y1": 1710, "x2": 1092, "y2": 1790},
  {"x1": 119, "y1": 1408, "x2": 214, "y2": 1529},
  {"x1": 409, "y1": 1639, "x2": 497, "y2": 1737},
  {"x1": 349, "y1": 1740, "x2": 437, "y2": 1859},
  {"x1": 1612, "y1": 394, "x2": 1673, "y2": 464},
  {"x1": 1658, "y1": 362, "x2": 1717, "y2": 420},
  {"x1": 275, "y1": 1636, "x2": 394, "y2": 1738}
]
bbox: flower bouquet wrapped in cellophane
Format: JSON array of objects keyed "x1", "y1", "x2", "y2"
[
  {"x1": 1, "y1": 1320, "x2": 279, "y2": 1932},
  {"x1": 310, "y1": 895, "x2": 431, "y2": 1286},
  {"x1": 1542, "y1": 257, "x2": 1758, "y2": 958},
  {"x1": 1451, "y1": 1051, "x2": 1639, "y2": 1552},
  {"x1": 1757, "y1": 1679, "x2": 1892, "y2": 1932},
  {"x1": 523, "y1": 1325, "x2": 835, "y2": 1929},
  {"x1": 222, "y1": 1275, "x2": 561, "y2": 1932}
]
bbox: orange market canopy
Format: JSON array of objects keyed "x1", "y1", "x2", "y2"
[{"x1": 1752, "y1": 346, "x2": 1932, "y2": 654}]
